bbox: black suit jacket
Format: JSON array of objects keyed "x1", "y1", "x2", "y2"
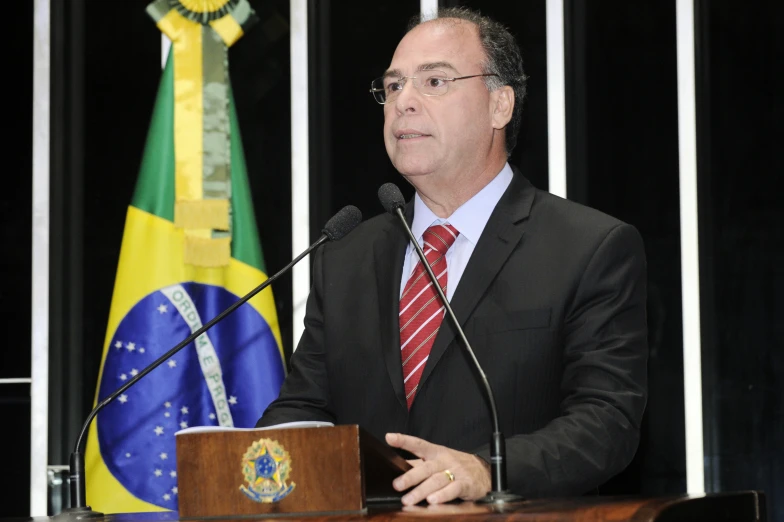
[{"x1": 257, "y1": 169, "x2": 648, "y2": 498}]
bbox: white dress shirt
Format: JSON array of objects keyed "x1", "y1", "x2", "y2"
[{"x1": 399, "y1": 163, "x2": 514, "y2": 301}]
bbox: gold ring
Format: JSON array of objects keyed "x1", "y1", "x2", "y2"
[{"x1": 444, "y1": 469, "x2": 455, "y2": 482}]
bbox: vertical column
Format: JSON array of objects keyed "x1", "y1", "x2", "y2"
[
  {"x1": 546, "y1": 0, "x2": 567, "y2": 198},
  {"x1": 421, "y1": 0, "x2": 438, "y2": 17},
  {"x1": 675, "y1": 0, "x2": 704, "y2": 494},
  {"x1": 31, "y1": 0, "x2": 50, "y2": 515},
  {"x1": 291, "y1": 0, "x2": 309, "y2": 351}
]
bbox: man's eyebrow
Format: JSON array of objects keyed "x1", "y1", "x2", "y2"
[
  {"x1": 382, "y1": 62, "x2": 459, "y2": 79},
  {"x1": 418, "y1": 61, "x2": 459, "y2": 73},
  {"x1": 382, "y1": 68, "x2": 403, "y2": 79}
]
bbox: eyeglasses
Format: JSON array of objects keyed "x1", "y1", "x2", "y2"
[{"x1": 369, "y1": 71, "x2": 499, "y2": 105}]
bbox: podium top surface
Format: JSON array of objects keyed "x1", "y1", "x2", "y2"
[{"x1": 18, "y1": 491, "x2": 765, "y2": 522}]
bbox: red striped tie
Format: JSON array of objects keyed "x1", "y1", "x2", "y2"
[{"x1": 399, "y1": 223, "x2": 459, "y2": 409}]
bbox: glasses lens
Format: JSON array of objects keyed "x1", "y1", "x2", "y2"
[
  {"x1": 370, "y1": 78, "x2": 386, "y2": 104},
  {"x1": 383, "y1": 77, "x2": 405, "y2": 103},
  {"x1": 419, "y1": 72, "x2": 449, "y2": 96},
  {"x1": 370, "y1": 71, "x2": 451, "y2": 104}
]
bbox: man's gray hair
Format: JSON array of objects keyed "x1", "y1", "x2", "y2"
[{"x1": 407, "y1": 7, "x2": 528, "y2": 156}]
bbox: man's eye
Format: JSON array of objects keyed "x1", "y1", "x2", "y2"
[
  {"x1": 427, "y1": 77, "x2": 447, "y2": 88},
  {"x1": 386, "y1": 81, "x2": 403, "y2": 92}
]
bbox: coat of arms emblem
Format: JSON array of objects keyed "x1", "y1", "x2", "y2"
[{"x1": 240, "y1": 438, "x2": 296, "y2": 503}]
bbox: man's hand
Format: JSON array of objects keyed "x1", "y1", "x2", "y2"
[{"x1": 386, "y1": 433, "x2": 491, "y2": 505}]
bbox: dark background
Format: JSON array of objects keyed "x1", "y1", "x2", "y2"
[
  {"x1": 2, "y1": 0, "x2": 781, "y2": 518},
  {"x1": 696, "y1": 1, "x2": 783, "y2": 516}
]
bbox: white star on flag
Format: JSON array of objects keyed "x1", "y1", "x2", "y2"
[
  {"x1": 118, "y1": 394, "x2": 128, "y2": 404},
  {"x1": 172, "y1": 487, "x2": 178, "y2": 495},
  {"x1": 139, "y1": 347, "x2": 146, "y2": 354},
  {"x1": 164, "y1": 412, "x2": 171, "y2": 418},
  {"x1": 181, "y1": 406, "x2": 189, "y2": 414},
  {"x1": 154, "y1": 426, "x2": 164, "y2": 436},
  {"x1": 125, "y1": 453, "x2": 131, "y2": 458},
  {"x1": 180, "y1": 421, "x2": 188, "y2": 429},
  {"x1": 228, "y1": 396, "x2": 238, "y2": 405},
  {"x1": 157, "y1": 304, "x2": 168, "y2": 314},
  {"x1": 119, "y1": 374, "x2": 127, "y2": 381},
  {"x1": 164, "y1": 401, "x2": 171, "y2": 408},
  {"x1": 114, "y1": 341, "x2": 122, "y2": 349},
  {"x1": 126, "y1": 342, "x2": 136, "y2": 352},
  {"x1": 160, "y1": 453, "x2": 168, "y2": 460},
  {"x1": 130, "y1": 368, "x2": 139, "y2": 376},
  {"x1": 170, "y1": 470, "x2": 177, "y2": 477},
  {"x1": 167, "y1": 360, "x2": 177, "y2": 368},
  {"x1": 163, "y1": 494, "x2": 171, "y2": 501},
  {"x1": 154, "y1": 469, "x2": 162, "y2": 477},
  {"x1": 209, "y1": 413, "x2": 216, "y2": 420}
]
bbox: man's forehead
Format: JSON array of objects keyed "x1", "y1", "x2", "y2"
[{"x1": 387, "y1": 19, "x2": 481, "y2": 73}]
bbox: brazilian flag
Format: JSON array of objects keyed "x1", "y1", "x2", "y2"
[{"x1": 84, "y1": 47, "x2": 285, "y2": 512}]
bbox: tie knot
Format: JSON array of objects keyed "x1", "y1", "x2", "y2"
[{"x1": 422, "y1": 224, "x2": 459, "y2": 254}]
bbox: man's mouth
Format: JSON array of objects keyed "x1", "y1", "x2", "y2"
[{"x1": 395, "y1": 129, "x2": 430, "y2": 140}]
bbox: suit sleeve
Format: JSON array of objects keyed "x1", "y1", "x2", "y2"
[
  {"x1": 475, "y1": 223, "x2": 648, "y2": 497},
  {"x1": 255, "y1": 245, "x2": 336, "y2": 427}
]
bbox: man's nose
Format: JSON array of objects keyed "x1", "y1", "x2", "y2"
[{"x1": 395, "y1": 79, "x2": 421, "y2": 114}]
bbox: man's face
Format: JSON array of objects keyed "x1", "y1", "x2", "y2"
[{"x1": 383, "y1": 21, "x2": 496, "y2": 181}]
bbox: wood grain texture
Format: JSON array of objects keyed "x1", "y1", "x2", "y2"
[
  {"x1": 90, "y1": 491, "x2": 764, "y2": 522},
  {"x1": 176, "y1": 425, "x2": 367, "y2": 517},
  {"x1": 4, "y1": 491, "x2": 761, "y2": 522}
]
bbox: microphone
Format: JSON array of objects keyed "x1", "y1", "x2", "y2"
[
  {"x1": 378, "y1": 183, "x2": 524, "y2": 505},
  {"x1": 56, "y1": 205, "x2": 363, "y2": 520}
]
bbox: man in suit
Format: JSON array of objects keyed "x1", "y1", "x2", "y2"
[{"x1": 257, "y1": 7, "x2": 647, "y2": 505}]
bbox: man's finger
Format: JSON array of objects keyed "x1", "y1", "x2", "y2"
[
  {"x1": 426, "y1": 479, "x2": 462, "y2": 505},
  {"x1": 385, "y1": 433, "x2": 438, "y2": 460},
  {"x1": 401, "y1": 469, "x2": 454, "y2": 506},
  {"x1": 393, "y1": 459, "x2": 440, "y2": 492}
]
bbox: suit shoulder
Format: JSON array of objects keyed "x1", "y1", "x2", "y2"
[
  {"x1": 531, "y1": 188, "x2": 633, "y2": 237},
  {"x1": 524, "y1": 188, "x2": 645, "y2": 260},
  {"x1": 321, "y1": 211, "x2": 395, "y2": 257}
]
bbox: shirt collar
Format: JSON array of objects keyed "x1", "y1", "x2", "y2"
[{"x1": 410, "y1": 163, "x2": 515, "y2": 245}]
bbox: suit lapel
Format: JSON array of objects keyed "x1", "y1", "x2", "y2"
[
  {"x1": 418, "y1": 172, "x2": 536, "y2": 390},
  {"x1": 374, "y1": 205, "x2": 413, "y2": 410}
]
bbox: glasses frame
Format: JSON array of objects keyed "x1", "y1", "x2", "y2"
[{"x1": 369, "y1": 72, "x2": 499, "y2": 105}]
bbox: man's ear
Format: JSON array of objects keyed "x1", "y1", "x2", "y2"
[{"x1": 490, "y1": 85, "x2": 515, "y2": 129}]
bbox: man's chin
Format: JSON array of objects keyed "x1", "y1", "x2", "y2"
[
  {"x1": 398, "y1": 168, "x2": 433, "y2": 178},
  {"x1": 392, "y1": 157, "x2": 438, "y2": 178}
]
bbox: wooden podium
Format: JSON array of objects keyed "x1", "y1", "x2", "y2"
[
  {"x1": 170, "y1": 424, "x2": 766, "y2": 522},
  {"x1": 176, "y1": 424, "x2": 411, "y2": 517}
]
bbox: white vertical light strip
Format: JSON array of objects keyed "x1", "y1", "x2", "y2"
[
  {"x1": 31, "y1": 0, "x2": 50, "y2": 515},
  {"x1": 421, "y1": 0, "x2": 438, "y2": 18},
  {"x1": 290, "y1": 0, "x2": 309, "y2": 352},
  {"x1": 545, "y1": 0, "x2": 567, "y2": 198},
  {"x1": 161, "y1": 34, "x2": 171, "y2": 69},
  {"x1": 676, "y1": 0, "x2": 705, "y2": 494}
]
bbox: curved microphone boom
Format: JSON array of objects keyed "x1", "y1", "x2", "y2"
[
  {"x1": 57, "y1": 205, "x2": 363, "y2": 520},
  {"x1": 377, "y1": 183, "x2": 524, "y2": 504}
]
